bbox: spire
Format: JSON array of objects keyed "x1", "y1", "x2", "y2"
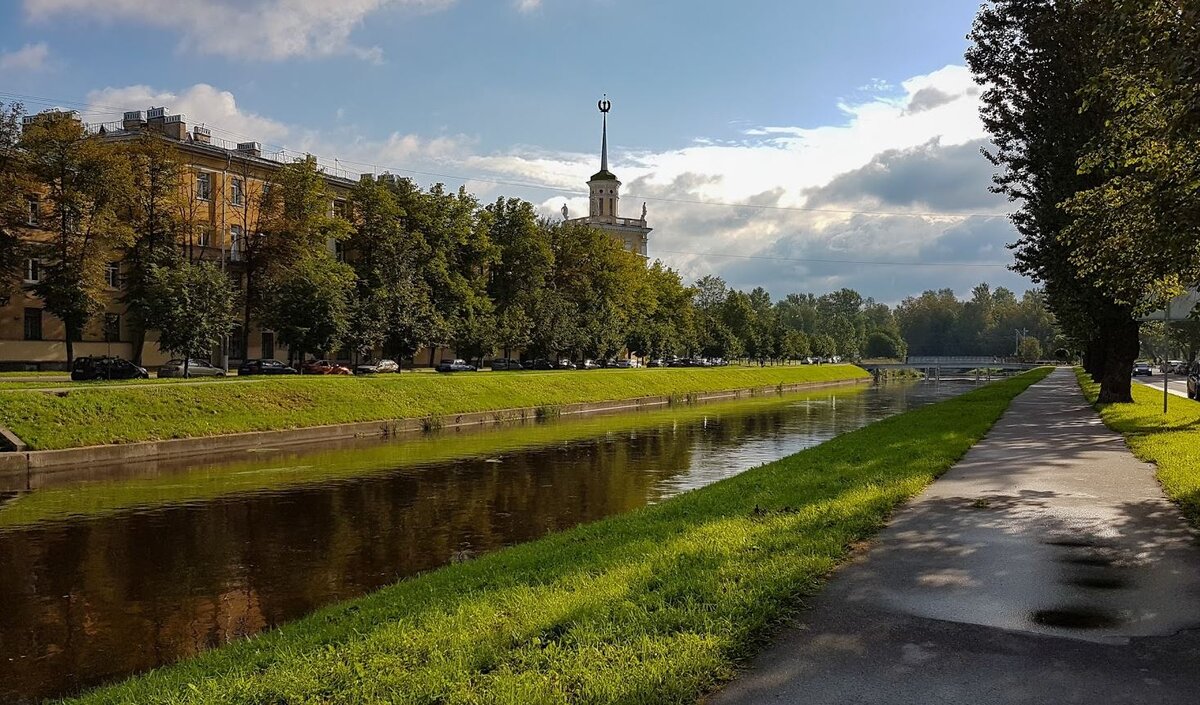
[
  {"x1": 591, "y1": 96, "x2": 617, "y2": 182},
  {"x1": 600, "y1": 96, "x2": 610, "y2": 173}
]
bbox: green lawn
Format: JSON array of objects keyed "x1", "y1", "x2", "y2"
[
  {"x1": 66, "y1": 368, "x2": 1050, "y2": 705},
  {"x1": 0, "y1": 366, "x2": 868, "y2": 451},
  {"x1": 1076, "y1": 369, "x2": 1200, "y2": 526}
]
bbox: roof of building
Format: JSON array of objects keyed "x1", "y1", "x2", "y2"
[{"x1": 589, "y1": 169, "x2": 619, "y2": 182}]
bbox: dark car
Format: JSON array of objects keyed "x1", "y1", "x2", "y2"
[
  {"x1": 354, "y1": 359, "x2": 400, "y2": 375},
  {"x1": 237, "y1": 359, "x2": 298, "y2": 376},
  {"x1": 71, "y1": 356, "x2": 149, "y2": 381},
  {"x1": 1188, "y1": 362, "x2": 1200, "y2": 399},
  {"x1": 158, "y1": 358, "x2": 226, "y2": 378},
  {"x1": 436, "y1": 359, "x2": 477, "y2": 373},
  {"x1": 526, "y1": 359, "x2": 556, "y2": 370},
  {"x1": 1132, "y1": 362, "x2": 1154, "y2": 377},
  {"x1": 647, "y1": 358, "x2": 666, "y2": 368},
  {"x1": 490, "y1": 358, "x2": 524, "y2": 371}
]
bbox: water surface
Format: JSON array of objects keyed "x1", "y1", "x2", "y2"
[{"x1": 0, "y1": 380, "x2": 977, "y2": 702}]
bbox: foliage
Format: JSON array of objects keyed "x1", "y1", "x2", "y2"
[
  {"x1": 0, "y1": 365, "x2": 869, "y2": 451},
  {"x1": 1017, "y1": 336, "x2": 1042, "y2": 363},
  {"x1": 19, "y1": 112, "x2": 134, "y2": 362},
  {"x1": 260, "y1": 253, "x2": 355, "y2": 360},
  {"x1": 0, "y1": 101, "x2": 28, "y2": 304},
  {"x1": 863, "y1": 330, "x2": 903, "y2": 359},
  {"x1": 140, "y1": 261, "x2": 236, "y2": 372},
  {"x1": 60, "y1": 371, "x2": 1046, "y2": 704}
]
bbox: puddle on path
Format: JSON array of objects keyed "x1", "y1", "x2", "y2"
[{"x1": 1031, "y1": 607, "x2": 1124, "y2": 630}]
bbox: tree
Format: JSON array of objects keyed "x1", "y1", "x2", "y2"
[
  {"x1": 20, "y1": 112, "x2": 133, "y2": 363},
  {"x1": 261, "y1": 254, "x2": 355, "y2": 363},
  {"x1": 0, "y1": 101, "x2": 28, "y2": 304},
  {"x1": 968, "y1": 0, "x2": 1138, "y2": 402},
  {"x1": 811, "y1": 333, "x2": 836, "y2": 360},
  {"x1": 864, "y1": 330, "x2": 903, "y2": 360},
  {"x1": 1017, "y1": 336, "x2": 1043, "y2": 363},
  {"x1": 141, "y1": 261, "x2": 236, "y2": 376},
  {"x1": 779, "y1": 330, "x2": 812, "y2": 360},
  {"x1": 120, "y1": 134, "x2": 184, "y2": 364}
]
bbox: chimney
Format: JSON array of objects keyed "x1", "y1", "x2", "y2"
[
  {"x1": 123, "y1": 110, "x2": 146, "y2": 131},
  {"x1": 146, "y1": 106, "x2": 167, "y2": 133},
  {"x1": 163, "y1": 114, "x2": 187, "y2": 141},
  {"x1": 236, "y1": 141, "x2": 261, "y2": 158},
  {"x1": 192, "y1": 124, "x2": 211, "y2": 145}
]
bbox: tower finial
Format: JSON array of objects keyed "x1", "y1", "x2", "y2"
[{"x1": 598, "y1": 95, "x2": 611, "y2": 173}]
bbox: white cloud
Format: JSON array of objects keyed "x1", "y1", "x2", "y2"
[
  {"x1": 0, "y1": 42, "x2": 51, "y2": 71},
  {"x1": 80, "y1": 65, "x2": 1021, "y2": 302},
  {"x1": 24, "y1": 0, "x2": 454, "y2": 61},
  {"x1": 515, "y1": 0, "x2": 543, "y2": 11}
]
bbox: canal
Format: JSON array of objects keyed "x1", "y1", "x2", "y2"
[{"x1": 0, "y1": 379, "x2": 979, "y2": 702}]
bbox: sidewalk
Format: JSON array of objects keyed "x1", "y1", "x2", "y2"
[{"x1": 710, "y1": 368, "x2": 1200, "y2": 704}]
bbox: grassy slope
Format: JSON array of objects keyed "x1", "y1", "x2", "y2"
[
  {"x1": 0, "y1": 389, "x2": 864, "y2": 529},
  {"x1": 1076, "y1": 369, "x2": 1200, "y2": 526},
  {"x1": 68, "y1": 369, "x2": 1050, "y2": 705},
  {"x1": 0, "y1": 366, "x2": 867, "y2": 451}
]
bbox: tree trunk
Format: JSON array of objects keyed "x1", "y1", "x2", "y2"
[
  {"x1": 132, "y1": 326, "x2": 146, "y2": 366},
  {"x1": 1096, "y1": 319, "x2": 1139, "y2": 404},
  {"x1": 65, "y1": 335, "x2": 74, "y2": 366}
]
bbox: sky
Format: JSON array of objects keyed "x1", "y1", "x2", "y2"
[{"x1": 0, "y1": 0, "x2": 1027, "y2": 304}]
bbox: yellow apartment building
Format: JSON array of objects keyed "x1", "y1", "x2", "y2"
[{"x1": 1, "y1": 107, "x2": 356, "y2": 371}]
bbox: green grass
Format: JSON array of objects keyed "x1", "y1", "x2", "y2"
[
  {"x1": 1075, "y1": 369, "x2": 1200, "y2": 527},
  {"x1": 0, "y1": 389, "x2": 866, "y2": 530},
  {"x1": 64, "y1": 368, "x2": 1050, "y2": 705},
  {"x1": 0, "y1": 366, "x2": 868, "y2": 451}
]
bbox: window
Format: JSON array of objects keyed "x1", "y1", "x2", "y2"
[
  {"x1": 23, "y1": 258, "x2": 40, "y2": 284},
  {"x1": 608, "y1": 198, "x2": 614, "y2": 216},
  {"x1": 334, "y1": 240, "x2": 346, "y2": 263},
  {"x1": 261, "y1": 331, "x2": 275, "y2": 360},
  {"x1": 196, "y1": 172, "x2": 212, "y2": 201},
  {"x1": 26, "y1": 196, "x2": 38, "y2": 226},
  {"x1": 103, "y1": 314, "x2": 121, "y2": 343},
  {"x1": 332, "y1": 199, "x2": 348, "y2": 220},
  {"x1": 23, "y1": 308, "x2": 42, "y2": 341},
  {"x1": 104, "y1": 262, "x2": 120, "y2": 289},
  {"x1": 230, "y1": 225, "x2": 244, "y2": 261},
  {"x1": 231, "y1": 178, "x2": 244, "y2": 206},
  {"x1": 198, "y1": 226, "x2": 212, "y2": 249}
]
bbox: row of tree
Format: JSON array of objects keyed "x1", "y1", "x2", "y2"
[
  {"x1": 968, "y1": 0, "x2": 1200, "y2": 402},
  {"x1": 0, "y1": 104, "x2": 1060, "y2": 368}
]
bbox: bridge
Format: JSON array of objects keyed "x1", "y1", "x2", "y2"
[{"x1": 859, "y1": 356, "x2": 1040, "y2": 381}]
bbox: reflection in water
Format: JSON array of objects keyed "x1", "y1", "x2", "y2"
[{"x1": 0, "y1": 380, "x2": 975, "y2": 702}]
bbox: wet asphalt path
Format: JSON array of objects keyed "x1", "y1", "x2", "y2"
[{"x1": 709, "y1": 368, "x2": 1200, "y2": 704}]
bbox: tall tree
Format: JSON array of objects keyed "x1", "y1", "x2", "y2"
[
  {"x1": 20, "y1": 112, "x2": 133, "y2": 363},
  {"x1": 141, "y1": 261, "x2": 236, "y2": 375},
  {"x1": 120, "y1": 134, "x2": 184, "y2": 364},
  {"x1": 0, "y1": 101, "x2": 28, "y2": 304}
]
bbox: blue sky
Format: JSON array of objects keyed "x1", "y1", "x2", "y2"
[{"x1": 0, "y1": 0, "x2": 1025, "y2": 303}]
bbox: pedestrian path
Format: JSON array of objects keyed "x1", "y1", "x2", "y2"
[{"x1": 709, "y1": 368, "x2": 1200, "y2": 705}]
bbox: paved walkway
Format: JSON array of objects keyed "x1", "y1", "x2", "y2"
[{"x1": 710, "y1": 368, "x2": 1200, "y2": 705}]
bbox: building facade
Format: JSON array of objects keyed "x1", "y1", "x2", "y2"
[
  {"x1": 1, "y1": 107, "x2": 355, "y2": 370},
  {"x1": 565, "y1": 99, "x2": 651, "y2": 257}
]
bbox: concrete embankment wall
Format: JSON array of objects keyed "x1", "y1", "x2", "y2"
[{"x1": 0, "y1": 378, "x2": 868, "y2": 484}]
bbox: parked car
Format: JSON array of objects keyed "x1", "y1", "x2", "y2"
[
  {"x1": 1132, "y1": 361, "x2": 1154, "y2": 377},
  {"x1": 436, "y1": 359, "x2": 477, "y2": 373},
  {"x1": 525, "y1": 359, "x2": 555, "y2": 370},
  {"x1": 237, "y1": 359, "x2": 298, "y2": 376},
  {"x1": 614, "y1": 358, "x2": 639, "y2": 369},
  {"x1": 158, "y1": 358, "x2": 226, "y2": 378},
  {"x1": 355, "y1": 359, "x2": 399, "y2": 375},
  {"x1": 709, "y1": 357, "x2": 729, "y2": 367},
  {"x1": 1188, "y1": 362, "x2": 1200, "y2": 399},
  {"x1": 302, "y1": 359, "x2": 353, "y2": 375},
  {"x1": 558, "y1": 359, "x2": 578, "y2": 370},
  {"x1": 490, "y1": 358, "x2": 524, "y2": 371},
  {"x1": 71, "y1": 356, "x2": 149, "y2": 381},
  {"x1": 647, "y1": 358, "x2": 666, "y2": 368},
  {"x1": 1164, "y1": 360, "x2": 1184, "y2": 374},
  {"x1": 581, "y1": 359, "x2": 600, "y2": 370}
]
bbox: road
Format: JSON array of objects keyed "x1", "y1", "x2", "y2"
[{"x1": 1134, "y1": 373, "x2": 1190, "y2": 399}]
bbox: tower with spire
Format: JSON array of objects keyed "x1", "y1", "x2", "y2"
[{"x1": 564, "y1": 97, "x2": 651, "y2": 258}]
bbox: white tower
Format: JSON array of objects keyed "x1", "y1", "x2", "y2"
[{"x1": 567, "y1": 97, "x2": 651, "y2": 257}]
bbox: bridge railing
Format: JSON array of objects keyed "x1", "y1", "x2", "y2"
[{"x1": 905, "y1": 356, "x2": 1005, "y2": 365}]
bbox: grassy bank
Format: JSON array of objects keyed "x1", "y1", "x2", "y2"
[
  {"x1": 0, "y1": 366, "x2": 867, "y2": 451},
  {"x1": 68, "y1": 369, "x2": 1049, "y2": 705},
  {"x1": 1076, "y1": 369, "x2": 1200, "y2": 526}
]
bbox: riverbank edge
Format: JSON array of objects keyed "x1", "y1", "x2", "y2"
[
  {"x1": 0, "y1": 375, "x2": 869, "y2": 480},
  {"x1": 63, "y1": 369, "x2": 1051, "y2": 705},
  {"x1": 1075, "y1": 367, "x2": 1200, "y2": 527}
]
